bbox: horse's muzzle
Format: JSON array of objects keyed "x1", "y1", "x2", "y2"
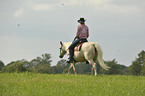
[{"x1": 59, "y1": 55, "x2": 63, "y2": 58}]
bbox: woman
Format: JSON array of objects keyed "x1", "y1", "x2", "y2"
[{"x1": 67, "y1": 18, "x2": 89, "y2": 63}]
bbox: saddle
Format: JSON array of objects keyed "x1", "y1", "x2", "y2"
[{"x1": 74, "y1": 40, "x2": 88, "y2": 51}]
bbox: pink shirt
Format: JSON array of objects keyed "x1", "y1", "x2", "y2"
[{"x1": 76, "y1": 24, "x2": 89, "y2": 39}]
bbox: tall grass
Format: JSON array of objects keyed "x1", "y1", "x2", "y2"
[{"x1": 0, "y1": 73, "x2": 145, "y2": 96}]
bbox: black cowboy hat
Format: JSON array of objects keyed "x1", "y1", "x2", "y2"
[{"x1": 77, "y1": 18, "x2": 86, "y2": 23}]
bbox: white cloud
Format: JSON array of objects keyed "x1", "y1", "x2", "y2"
[
  {"x1": 102, "y1": 4, "x2": 144, "y2": 17},
  {"x1": 62, "y1": 0, "x2": 78, "y2": 6},
  {"x1": 33, "y1": 4, "x2": 53, "y2": 11},
  {"x1": 85, "y1": 0, "x2": 145, "y2": 18},
  {"x1": 87, "y1": 0, "x2": 111, "y2": 5},
  {"x1": 32, "y1": 0, "x2": 78, "y2": 11},
  {"x1": 14, "y1": 8, "x2": 24, "y2": 17}
]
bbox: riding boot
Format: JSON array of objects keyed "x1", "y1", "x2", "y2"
[
  {"x1": 67, "y1": 48, "x2": 74, "y2": 63},
  {"x1": 67, "y1": 38, "x2": 80, "y2": 63},
  {"x1": 86, "y1": 61, "x2": 89, "y2": 64}
]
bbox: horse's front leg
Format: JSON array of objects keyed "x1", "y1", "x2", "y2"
[
  {"x1": 91, "y1": 67, "x2": 94, "y2": 75},
  {"x1": 72, "y1": 62, "x2": 77, "y2": 76},
  {"x1": 68, "y1": 64, "x2": 73, "y2": 74}
]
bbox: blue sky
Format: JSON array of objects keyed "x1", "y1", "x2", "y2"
[{"x1": 0, "y1": 0, "x2": 145, "y2": 66}]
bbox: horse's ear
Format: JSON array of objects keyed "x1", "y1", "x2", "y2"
[{"x1": 60, "y1": 41, "x2": 63, "y2": 45}]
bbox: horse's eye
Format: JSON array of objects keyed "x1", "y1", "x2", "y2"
[{"x1": 60, "y1": 47, "x2": 62, "y2": 50}]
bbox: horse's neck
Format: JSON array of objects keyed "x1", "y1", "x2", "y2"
[{"x1": 64, "y1": 42, "x2": 71, "y2": 51}]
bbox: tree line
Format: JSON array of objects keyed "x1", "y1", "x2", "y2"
[{"x1": 0, "y1": 50, "x2": 145, "y2": 75}]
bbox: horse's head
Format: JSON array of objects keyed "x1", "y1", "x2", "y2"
[{"x1": 59, "y1": 41, "x2": 66, "y2": 58}]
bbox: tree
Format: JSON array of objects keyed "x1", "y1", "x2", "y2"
[
  {"x1": 0, "y1": 60, "x2": 4, "y2": 70},
  {"x1": 129, "y1": 50, "x2": 145, "y2": 75},
  {"x1": 137, "y1": 50, "x2": 145, "y2": 65},
  {"x1": 30, "y1": 53, "x2": 52, "y2": 68},
  {"x1": 52, "y1": 59, "x2": 70, "y2": 74},
  {"x1": 34, "y1": 53, "x2": 52, "y2": 66},
  {"x1": 30, "y1": 53, "x2": 52, "y2": 73},
  {"x1": 76, "y1": 62, "x2": 91, "y2": 74},
  {"x1": 119, "y1": 64, "x2": 128, "y2": 75},
  {"x1": 141, "y1": 62, "x2": 145, "y2": 75},
  {"x1": 101, "y1": 59, "x2": 121, "y2": 75},
  {"x1": 20, "y1": 53, "x2": 53, "y2": 73},
  {"x1": 2, "y1": 60, "x2": 27, "y2": 73},
  {"x1": 55, "y1": 59, "x2": 66, "y2": 73},
  {"x1": 129, "y1": 60, "x2": 142, "y2": 75},
  {"x1": 35, "y1": 64, "x2": 52, "y2": 73},
  {"x1": 2, "y1": 53, "x2": 52, "y2": 73}
]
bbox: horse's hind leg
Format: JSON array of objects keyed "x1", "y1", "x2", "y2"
[
  {"x1": 88, "y1": 59, "x2": 97, "y2": 76},
  {"x1": 93, "y1": 63, "x2": 97, "y2": 76}
]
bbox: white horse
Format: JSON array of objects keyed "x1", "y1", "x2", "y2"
[{"x1": 59, "y1": 41, "x2": 110, "y2": 76}]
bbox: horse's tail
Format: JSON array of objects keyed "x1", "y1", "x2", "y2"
[{"x1": 93, "y1": 42, "x2": 110, "y2": 70}]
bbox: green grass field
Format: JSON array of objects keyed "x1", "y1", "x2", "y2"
[{"x1": 0, "y1": 73, "x2": 145, "y2": 96}]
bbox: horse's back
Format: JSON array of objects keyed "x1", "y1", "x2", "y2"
[
  {"x1": 81, "y1": 42, "x2": 97, "y2": 53},
  {"x1": 82, "y1": 42, "x2": 97, "y2": 49}
]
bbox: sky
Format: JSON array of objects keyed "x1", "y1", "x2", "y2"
[{"x1": 0, "y1": 0, "x2": 145, "y2": 66}]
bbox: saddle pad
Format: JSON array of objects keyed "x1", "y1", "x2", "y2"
[{"x1": 74, "y1": 42, "x2": 85, "y2": 51}]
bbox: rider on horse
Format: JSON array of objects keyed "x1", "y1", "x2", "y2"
[{"x1": 67, "y1": 18, "x2": 89, "y2": 63}]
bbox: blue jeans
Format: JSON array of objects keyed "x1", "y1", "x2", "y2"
[{"x1": 68, "y1": 38, "x2": 87, "y2": 60}]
